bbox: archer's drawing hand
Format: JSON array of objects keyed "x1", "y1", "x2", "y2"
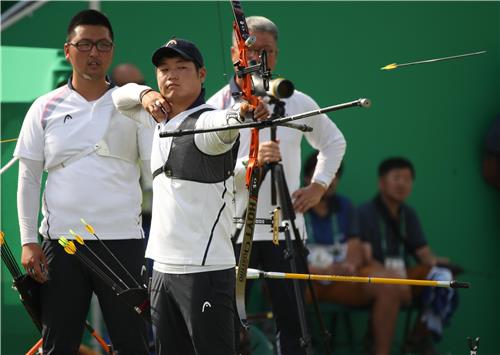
[
  {"x1": 141, "y1": 90, "x2": 171, "y2": 122},
  {"x1": 22, "y1": 243, "x2": 49, "y2": 283}
]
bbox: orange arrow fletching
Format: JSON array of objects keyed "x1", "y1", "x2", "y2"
[
  {"x1": 0, "y1": 231, "x2": 5, "y2": 245},
  {"x1": 67, "y1": 241, "x2": 77, "y2": 254},
  {"x1": 64, "y1": 246, "x2": 76, "y2": 255}
]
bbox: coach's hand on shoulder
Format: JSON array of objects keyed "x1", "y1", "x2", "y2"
[
  {"x1": 141, "y1": 90, "x2": 171, "y2": 123},
  {"x1": 22, "y1": 243, "x2": 49, "y2": 283}
]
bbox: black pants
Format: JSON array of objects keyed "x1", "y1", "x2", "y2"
[
  {"x1": 40, "y1": 239, "x2": 149, "y2": 355},
  {"x1": 235, "y1": 240, "x2": 308, "y2": 355},
  {"x1": 150, "y1": 268, "x2": 236, "y2": 355}
]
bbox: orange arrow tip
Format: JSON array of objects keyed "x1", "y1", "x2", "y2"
[{"x1": 381, "y1": 63, "x2": 398, "y2": 70}]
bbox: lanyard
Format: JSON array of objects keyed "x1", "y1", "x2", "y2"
[
  {"x1": 305, "y1": 211, "x2": 341, "y2": 245},
  {"x1": 378, "y1": 210, "x2": 406, "y2": 258}
]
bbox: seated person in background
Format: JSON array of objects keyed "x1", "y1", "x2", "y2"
[
  {"x1": 304, "y1": 153, "x2": 363, "y2": 277},
  {"x1": 358, "y1": 157, "x2": 458, "y2": 352},
  {"x1": 304, "y1": 152, "x2": 409, "y2": 355}
]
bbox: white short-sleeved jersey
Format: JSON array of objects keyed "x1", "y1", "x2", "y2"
[
  {"x1": 14, "y1": 84, "x2": 151, "y2": 240},
  {"x1": 208, "y1": 80, "x2": 346, "y2": 243}
]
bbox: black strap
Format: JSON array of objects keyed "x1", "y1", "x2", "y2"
[{"x1": 152, "y1": 166, "x2": 164, "y2": 180}]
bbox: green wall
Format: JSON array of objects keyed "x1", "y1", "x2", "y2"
[{"x1": 2, "y1": 1, "x2": 499, "y2": 354}]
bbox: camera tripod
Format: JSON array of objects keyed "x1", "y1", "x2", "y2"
[{"x1": 235, "y1": 98, "x2": 332, "y2": 355}]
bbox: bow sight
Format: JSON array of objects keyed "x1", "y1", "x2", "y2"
[{"x1": 233, "y1": 52, "x2": 272, "y2": 99}]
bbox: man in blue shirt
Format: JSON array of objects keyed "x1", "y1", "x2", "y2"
[
  {"x1": 305, "y1": 154, "x2": 424, "y2": 355},
  {"x1": 304, "y1": 155, "x2": 362, "y2": 277},
  {"x1": 358, "y1": 157, "x2": 453, "y2": 353},
  {"x1": 358, "y1": 157, "x2": 446, "y2": 276}
]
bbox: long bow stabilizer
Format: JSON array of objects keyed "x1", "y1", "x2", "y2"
[
  {"x1": 160, "y1": 98, "x2": 371, "y2": 138},
  {"x1": 245, "y1": 268, "x2": 470, "y2": 289}
]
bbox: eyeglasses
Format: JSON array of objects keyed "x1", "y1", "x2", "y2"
[{"x1": 67, "y1": 40, "x2": 114, "y2": 52}]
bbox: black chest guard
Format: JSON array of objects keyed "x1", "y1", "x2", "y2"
[{"x1": 153, "y1": 108, "x2": 240, "y2": 183}]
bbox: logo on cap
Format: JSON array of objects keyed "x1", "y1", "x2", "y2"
[{"x1": 166, "y1": 39, "x2": 177, "y2": 47}]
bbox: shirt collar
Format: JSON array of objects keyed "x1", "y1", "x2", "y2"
[
  {"x1": 374, "y1": 194, "x2": 404, "y2": 224},
  {"x1": 67, "y1": 75, "x2": 115, "y2": 91},
  {"x1": 186, "y1": 87, "x2": 206, "y2": 110},
  {"x1": 162, "y1": 89, "x2": 207, "y2": 126}
]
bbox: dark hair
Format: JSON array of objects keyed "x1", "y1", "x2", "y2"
[
  {"x1": 378, "y1": 157, "x2": 415, "y2": 178},
  {"x1": 67, "y1": 9, "x2": 114, "y2": 41},
  {"x1": 304, "y1": 151, "x2": 343, "y2": 179}
]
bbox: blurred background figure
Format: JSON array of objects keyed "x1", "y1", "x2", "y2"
[
  {"x1": 358, "y1": 157, "x2": 458, "y2": 354},
  {"x1": 111, "y1": 63, "x2": 145, "y2": 86},
  {"x1": 304, "y1": 153, "x2": 363, "y2": 279},
  {"x1": 304, "y1": 153, "x2": 408, "y2": 355}
]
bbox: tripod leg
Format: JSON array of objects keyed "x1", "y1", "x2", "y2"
[
  {"x1": 272, "y1": 165, "x2": 311, "y2": 353},
  {"x1": 295, "y1": 242, "x2": 332, "y2": 355},
  {"x1": 273, "y1": 163, "x2": 332, "y2": 355}
]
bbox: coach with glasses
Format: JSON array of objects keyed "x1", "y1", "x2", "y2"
[{"x1": 14, "y1": 9, "x2": 151, "y2": 354}]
